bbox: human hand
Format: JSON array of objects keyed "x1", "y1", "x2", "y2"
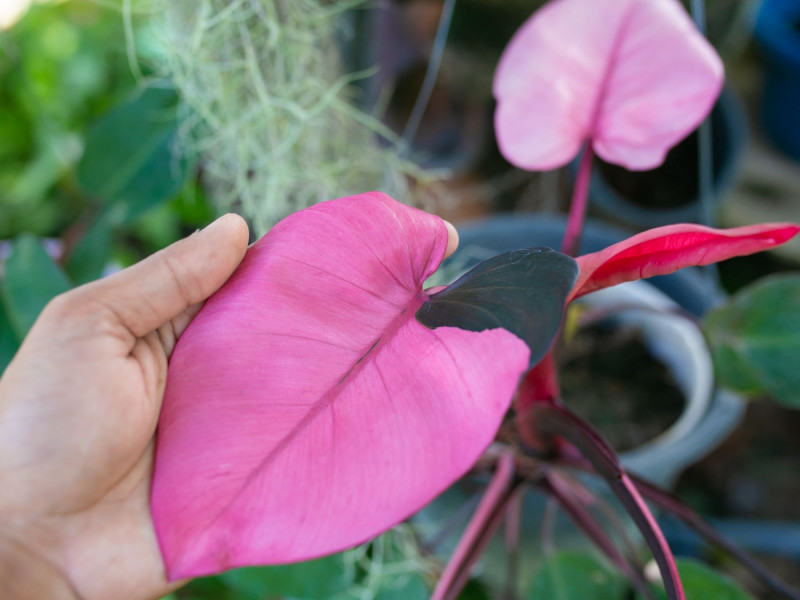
[{"x1": 0, "y1": 214, "x2": 249, "y2": 600}]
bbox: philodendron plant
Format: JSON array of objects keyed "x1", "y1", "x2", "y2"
[
  {"x1": 149, "y1": 1, "x2": 800, "y2": 599},
  {"x1": 151, "y1": 191, "x2": 800, "y2": 599}
]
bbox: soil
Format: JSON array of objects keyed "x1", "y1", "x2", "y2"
[
  {"x1": 596, "y1": 102, "x2": 728, "y2": 209},
  {"x1": 558, "y1": 322, "x2": 685, "y2": 454}
]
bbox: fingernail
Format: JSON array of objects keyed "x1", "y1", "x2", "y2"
[
  {"x1": 443, "y1": 220, "x2": 459, "y2": 258},
  {"x1": 200, "y1": 214, "x2": 243, "y2": 236}
]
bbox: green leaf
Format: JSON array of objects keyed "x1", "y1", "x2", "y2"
[
  {"x1": 1, "y1": 235, "x2": 72, "y2": 340},
  {"x1": 217, "y1": 554, "x2": 353, "y2": 599},
  {"x1": 373, "y1": 573, "x2": 430, "y2": 600},
  {"x1": 0, "y1": 300, "x2": 20, "y2": 376},
  {"x1": 640, "y1": 558, "x2": 754, "y2": 600},
  {"x1": 65, "y1": 212, "x2": 115, "y2": 285},
  {"x1": 77, "y1": 85, "x2": 188, "y2": 222},
  {"x1": 527, "y1": 552, "x2": 627, "y2": 600},
  {"x1": 705, "y1": 274, "x2": 800, "y2": 408}
]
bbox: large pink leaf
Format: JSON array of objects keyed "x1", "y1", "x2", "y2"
[
  {"x1": 493, "y1": 0, "x2": 723, "y2": 171},
  {"x1": 151, "y1": 192, "x2": 531, "y2": 579},
  {"x1": 571, "y1": 223, "x2": 800, "y2": 301}
]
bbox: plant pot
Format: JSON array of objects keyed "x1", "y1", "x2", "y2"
[
  {"x1": 582, "y1": 87, "x2": 747, "y2": 230},
  {"x1": 755, "y1": 0, "x2": 800, "y2": 161}
]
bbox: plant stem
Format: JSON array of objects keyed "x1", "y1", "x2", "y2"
[
  {"x1": 540, "y1": 471, "x2": 656, "y2": 600},
  {"x1": 561, "y1": 144, "x2": 595, "y2": 257},
  {"x1": 527, "y1": 404, "x2": 685, "y2": 600},
  {"x1": 503, "y1": 493, "x2": 522, "y2": 600},
  {"x1": 432, "y1": 451, "x2": 518, "y2": 600},
  {"x1": 399, "y1": 0, "x2": 457, "y2": 155}
]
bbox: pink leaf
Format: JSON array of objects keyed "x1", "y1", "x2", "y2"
[
  {"x1": 493, "y1": 0, "x2": 723, "y2": 171},
  {"x1": 151, "y1": 192, "x2": 531, "y2": 579},
  {"x1": 571, "y1": 223, "x2": 800, "y2": 301}
]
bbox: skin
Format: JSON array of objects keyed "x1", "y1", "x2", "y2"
[{"x1": 0, "y1": 213, "x2": 458, "y2": 600}]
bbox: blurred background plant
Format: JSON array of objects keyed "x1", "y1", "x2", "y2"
[{"x1": 2, "y1": 0, "x2": 800, "y2": 599}]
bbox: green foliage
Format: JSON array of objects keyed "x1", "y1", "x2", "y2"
[
  {"x1": 525, "y1": 552, "x2": 753, "y2": 600},
  {"x1": 0, "y1": 0, "x2": 139, "y2": 239},
  {"x1": 219, "y1": 555, "x2": 353, "y2": 599},
  {"x1": 642, "y1": 558, "x2": 754, "y2": 600},
  {"x1": 77, "y1": 85, "x2": 189, "y2": 222},
  {"x1": 0, "y1": 235, "x2": 71, "y2": 340},
  {"x1": 174, "y1": 528, "x2": 442, "y2": 600},
  {"x1": 0, "y1": 299, "x2": 19, "y2": 376},
  {"x1": 527, "y1": 552, "x2": 628, "y2": 600},
  {"x1": 705, "y1": 274, "x2": 800, "y2": 408},
  {"x1": 65, "y1": 211, "x2": 116, "y2": 285}
]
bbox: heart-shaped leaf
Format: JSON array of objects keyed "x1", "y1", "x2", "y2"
[
  {"x1": 705, "y1": 274, "x2": 800, "y2": 408},
  {"x1": 152, "y1": 193, "x2": 573, "y2": 579},
  {"x1": 571, "y1": 223, "x2": 800, "y2": 301},
  {"x1": 493, "y1": 0, "x2": 723, "y2": 171},
  {"x1": 417, "y1": 248, "x2": 578, "y2": 367}
]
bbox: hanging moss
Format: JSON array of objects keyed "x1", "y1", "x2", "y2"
[{"x1": 156, "y1": 0, "x2": 420, "y2": 235}]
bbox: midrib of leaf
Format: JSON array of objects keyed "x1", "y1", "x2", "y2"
[
  {"x1": 198, "y1": 294, "x2": 428, "y2": 531},
  {"x1": 587, "y1": 0, "x2": 639, "y2": 142}
]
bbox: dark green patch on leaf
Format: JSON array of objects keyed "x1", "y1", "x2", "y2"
[
  {"x1": 705, "y1": 274, "x2": 800, "y2": 408},
  {"x1": 417, "y1": 248, "x2": 578, "y2": 366}
]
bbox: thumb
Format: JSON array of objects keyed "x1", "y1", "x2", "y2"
[{"x1": 85, "y1": 213, "x2": 249, "y2": 339}]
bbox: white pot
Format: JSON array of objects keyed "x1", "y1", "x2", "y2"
[{"x1": 576, "y1": 279, "x2": 746, "y2": 487}]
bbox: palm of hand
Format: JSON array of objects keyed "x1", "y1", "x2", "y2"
[{"x1": 0, "y1": 215, "x2": 249, "y2": 600}]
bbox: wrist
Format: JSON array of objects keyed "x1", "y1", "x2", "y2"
[{"x1": 0, "y1": 524, "x2": 79, "y2": 600}]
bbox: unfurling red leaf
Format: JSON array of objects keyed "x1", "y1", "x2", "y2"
[
  {"x1": 705, "y1": 274, "x2": 800, "y2": 408},
  {"x1": 571, "y1": 223, "x2": 800, "y2": 301},
  {"x1": 152, "y1": 193, "x2": 574, "y2": 579},
  {"x1": 493, "y1": 0, "x2": 723, "y2": 171}
]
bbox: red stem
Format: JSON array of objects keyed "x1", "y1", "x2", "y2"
[
  {"x1": 540, "y1": 471, "x2": 656, "y2": 600},
  {"x1": 561, "y1": 144, "x2": 595, "y2": 257},
  {"x1": 432, "y1": 451, "x2": 518, "y2": 600},
  {"x1": 525, "y1": 404, "x2": 685, "y2": 600},
  {"x1": 632, "y1": 475, "x2": 800, "y2": 600}
]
